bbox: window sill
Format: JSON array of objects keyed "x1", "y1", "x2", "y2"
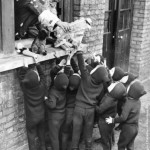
[
  {"x1": 0, "y1": 39, "x2": 87, "y2": 73},
  {"x1": 0, "y1": 39, "x2": 67, "y2": 73},
  {"x1": 0, "y1": 47, "x2": 67, "y2": 73}
]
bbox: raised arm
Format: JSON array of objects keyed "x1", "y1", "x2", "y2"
[
  {"x1": 71, "y1": 57, "x2": 79, "y2": 73},
  {"x1": 76, "y1": 52, "x2": 88, "y2": 79},
  {"x1": 36, "y1": 63, "x2": 46, "y2": 84}
]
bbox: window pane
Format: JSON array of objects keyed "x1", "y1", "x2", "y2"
[
  {"x1": 104, "y1": 12, "x2": 112, "y2": 33},
  {"x1": 105, "y1": 0, "x2": 110, "y2": 11},
  {"x1": 121, "y1": 0, "x2": 131, "y2": 9},
  {"x1": 109, "y1": 0, "x2": 113, "y2": 10},
  {"x1": 124, "y1": 11, "x2": 131, "y2": 29},
  {"x1": 0, "y1": 0, "x2": 2, "y2": 52},
  {"x1": 119, "y1": 12, "x2": 124, "y2": 30}
]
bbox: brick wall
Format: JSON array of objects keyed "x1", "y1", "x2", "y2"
[
  {"x1": 73, "y1": 0, "x2": 105, "y2": 55},
  {"x1": 129, "y1": 0, "x2": 150, "y2": 80},
  {"x1": 0, "y1": 1, "x2": 106, "y2": 149},
  {"x1": 0, "y1": 61, "x2": 53, "y2": 150}
]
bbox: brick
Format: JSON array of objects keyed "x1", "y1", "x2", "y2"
[
  {"x1": 4, "y1": 120, "x2": 16, "y2": 129},
  {"x1": 0, "y1": 117, "x2": 6, "y2": 124},
  {"x1": 3, "y1": 107, "x2": 15, "y2": 116},
  {"x1": 7, "y1": 127, "x2": 13, "y2": 134}
]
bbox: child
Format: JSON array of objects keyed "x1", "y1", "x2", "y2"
[
  {"x1": 85, "y1": 53, "x2": 105, "y2": 73},
  {"x1": 61, "y1": 57, "x2": 81, "y2": 150},
  {"x1": 45, "y1": 54, "x2": 72, "y2": 150},
  {"x1": 116, "y1": 72, "x2": 138, "y2": 131},
  {"x1": 71, "y1": 51, "x2": 110, "y2": 150},
  {"x1": 106, "y1": 80, "x2": 146, "y2": 150},
  {"x1": 109, "y1": 67, "x2": 128, "y2": 81},
  {"x1": 18, "y1": 59, "x2": 47, "y2": 150},
  {"x1": 96, "y1": 82, "x2": 126, "y2": 150}
]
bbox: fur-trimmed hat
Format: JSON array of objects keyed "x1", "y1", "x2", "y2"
[
  {"x1": 108, "y1": 82, "x2": 127, "y2": 99},
  {"x1": 127, "y1": 80, "x2": 146, "y2": 99},
  {"x1": 54, "y1": 73, "x2": 69, "y2": 91},
  {"x1": 90, "y1": 65, "x2": 110, "y2": 84},
  {"x1": 120, "y1": 72, "x2": 138, "y2": 88},
  {"x1": 109, "y1": 67, "x2": 128, "y2": 81},
  {"x1": 22, "y1": 69, "x2": 39, "y2": 89},
  {"x1": 69, "y1": 73, "x2": 81, "y2": 91}
]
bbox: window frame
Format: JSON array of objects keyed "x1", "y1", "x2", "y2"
[
  {"x1": 0, "y1": 0, "x2": 74, "y2": 56},
  {"x1": 0, "y1": 0, "x2": 15, "y2": 55},
  {"x1": 0, "y1": 0, "x2": 2, "y2": 52}
]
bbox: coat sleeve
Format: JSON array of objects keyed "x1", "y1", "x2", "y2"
[
  {"x1": 45, "y1": 89, "x2": 57, "y2": 109},
  {"x1": 71, "y1": 58, "x2": 79, "y2": 73},
  {"x1": 64, "y1": 65, "x2": 71, "y2": 78},
  {"x1": 77, "y1": 52, "x2": 88, "y2": 79},
  {"x1": 50, "y1": 65, "x2": 63, "y2": 86},
  {"x1": 96, "y1": 95, "x2": 115, "y2": 114},
  {"x1": 36, "y1": 63, "x2": 46, "y2": 84},
  {"x1": 36, "y1": 63, "x2": 48, "y2": 96},
  {"x1": 114, "y1": 100, "x2": 132, "y2": 123}
]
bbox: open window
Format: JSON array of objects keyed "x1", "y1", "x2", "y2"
[
  {"x1": 0, "y1": 0, "x2": 74, "y2": 56},
  {"x1": 0, "y1": 0, "x2": 74, "y2": 72}
]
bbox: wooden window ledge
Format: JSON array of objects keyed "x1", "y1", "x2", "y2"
[
  {"x1": 0, "y1": 39, "x2": 87, "y2": 73},
  {"x1": 0, "y1": 39, "x2": 66, "y2": 73}
]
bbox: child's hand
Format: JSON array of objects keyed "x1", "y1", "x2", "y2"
[
  {"x1": 59, "y1": 59, "x2": 66, "y2": 67},
  {"x1": 23, "y1": 58, "x2": 28, "y2": 68},
  {"x1": 58, "y1": 68, "x2": 64, "y2": 73},
  {"x1": 105, "y1": 116, "x2": 113, "y2": 124},
  {"x1": 33, "y1": 54, "x2": 39, "y2": 64}
]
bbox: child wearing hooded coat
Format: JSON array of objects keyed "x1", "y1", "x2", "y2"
[
  {"x1": 106, "y1": 80, "x2": 146, "y2": 150},
  {"x1": 71, "y1": 51, "x2": 110, "y2": 150},
  {"x1": 115, "y1": 72, "x2": 138, "y2": 131},
  {"x1": 61, "y1": 57, "x2": 81, "y2": 150},
  {"x1": 45, "y1": 55, "x2": 72, "y2": 150},
  {"x1": 95, "y1": 82, "x2": 126, "y2": 150},
  {"x1": 18, "y1": 61, "x2": 47, "y2": 150}
]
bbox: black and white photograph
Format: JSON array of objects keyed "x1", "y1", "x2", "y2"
[{"x1": 0, "y1": 0, "x2": 150, "y2": 150}]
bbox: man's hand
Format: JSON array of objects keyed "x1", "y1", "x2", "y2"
[{"x1": 56, "y1": 21, "x2": 71, "y2": 32}]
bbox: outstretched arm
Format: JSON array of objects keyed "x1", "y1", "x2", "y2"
[{"x1": 76, "y1": 52, "x2": 88, "y2": 79}]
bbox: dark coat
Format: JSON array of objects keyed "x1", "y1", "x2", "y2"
[{"x1": 15, "y1": 0, "x2": 40, "y2": 39}]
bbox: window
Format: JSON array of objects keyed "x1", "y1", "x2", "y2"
[
  {"x1": 0, "y1": 0, "x2": 74, "y2": 72},
  {"x1": 0, "y1": 0, "x2": 73, "y2": 56},
  {"x1": 0, "y1": 0, "x2": 2, "y2": 52}
]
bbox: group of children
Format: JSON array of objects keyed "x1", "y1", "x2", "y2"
[{"x1": 17, "y1": 48, "x2": 146, "y2": 150}]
